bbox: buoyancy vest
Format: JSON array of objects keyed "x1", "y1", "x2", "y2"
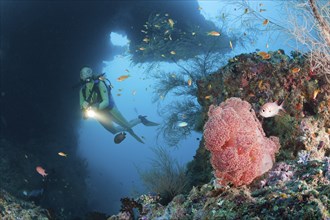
[{"x1": 82, "y1": 77, "x2": 115, "y2": 110}]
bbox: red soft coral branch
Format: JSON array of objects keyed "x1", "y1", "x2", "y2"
[{"x1": 204, "y1": 97, "x2": 280, "y2": 186}]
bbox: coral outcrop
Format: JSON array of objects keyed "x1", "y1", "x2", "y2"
[
  {"x1": 108, "y1": 158, "x2": 330, "y2": 219},
  {"x1": 203, "y1": 97, "x2": 280, "y2": 186},
  {"x1": 0, "y1": 189, "x2": 50, "y2": 219}
]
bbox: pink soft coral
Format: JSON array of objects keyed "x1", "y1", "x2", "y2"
[{"x1": 204, "y1": 97, "x2": 280, "y2": 186}]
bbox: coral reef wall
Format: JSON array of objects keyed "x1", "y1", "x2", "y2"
[
  {"x1": 197, "y1": 50, "x2": 330, "y2": 161},
  {"x1": 186, "y1": 49, "x2": 330, "y2": 192}
]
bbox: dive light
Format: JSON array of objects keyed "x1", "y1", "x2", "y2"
[{"x1": 85, "y1": 107, "x2": 96, "y2": 118}]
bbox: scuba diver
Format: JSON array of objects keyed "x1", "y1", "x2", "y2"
[{"x1": 79, "y1": 66, "x2": 159, "y2": 144}]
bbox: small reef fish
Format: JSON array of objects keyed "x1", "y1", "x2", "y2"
[
  {"x1": 257, "y1": 51, "x2": 268, "y2": 56},
  {"x1": 312, "y1": 89, "x2": 321, "y2": 99},
  {"x1": 139, "y1": 47, "x2": 146, "y2": 51},
  {"x1": 244, "y1": 8, "x2": 249, "y2": 13},
  {"x1": 168, "y1": 19, "x2": 174, "y2": 28},
  {"x1": 114, "y1": 132, "x2": 126, "y2": 144},
  {"x1": 257, "y1": 51, "x2": 271, "y2": 60},
  {"x1": 187, "y1": 78, "x2": 192, "y2": 86},
  {"x1": 117, "y1": 75, "x2": 130, "y2": 82},
  {"x1": 58, "y1": 152, "x2": 67, "y2": 157},
  {"x1": 259, "y1": 101, "x2": 285, "y2": 118},
  {"x1": 207, "y1": 31, "x2": 221, "y2": 36},
  {"x1": 262, "y1": 54, "x2": 271, "y2": 59},
  {"x1": 177, "y1": 121, "x2": 188, "y2": 127},
  {"x1": 291, "y1": 67, "x2": 301, "y2": 74},
  {"x1": 143, "y1": 38, "x2": 150, "y2": 43},
  {"x1": 263, "y1": 19, "x2": 269, "y2": 25},
  {"x1": 170, "y1": 51, "x2": 176, "y2": 55},
  {"x1": 205, "y1": 95, "x2": 212, "y2": 100},
  {"x1": 229, "y1": 40, "x2": 233, "y2": 49},
  {"x1": 132, "y1": 90, "x2": 137, "y2": 95},
  {"x1": 36, "y1": 166, "x2": 48, "y2": 177}
]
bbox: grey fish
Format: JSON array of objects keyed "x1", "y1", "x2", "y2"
[{"x1": 114, "y1": 132, "x2": 126, "y2": 144}]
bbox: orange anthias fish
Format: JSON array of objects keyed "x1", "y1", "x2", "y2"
[
  {"x1": 257, "y1": 51, "x2": 268, "y2": 56},
  {"x1": 205, "y1": 95, "x2": 213, "y2": 100},
  {"x1": 291, "y1": 67, "x2": 301, "y2": 74},
  {"x1": 259, "y1": 101, "x2": 286, "y2": 118},
  {"x1": 207, "y1": 31, "x2": 221, "y2": 36},
  {"x1": 117, "y1": 75, "x2": 130, "y2": 82},
  {"x1": 263, "y1": 19, "x2": 269, "y2": 25},
  {"x1": 36, "y1": 166, "x2": 48, "y2": 177},
  {"x1": 257, "y1": 51, "x2": 271, "y2": 60},
  {"x1": 262, "y1": 53, "x2": 271, "y2": 59}
]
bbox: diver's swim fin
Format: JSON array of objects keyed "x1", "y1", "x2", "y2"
[
  {"x1": 126, "y1": 128, "x2": 145, "y2": 144},
  {"x1": 138, "y1": 115, "x2": 160, "y2": 126}
]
